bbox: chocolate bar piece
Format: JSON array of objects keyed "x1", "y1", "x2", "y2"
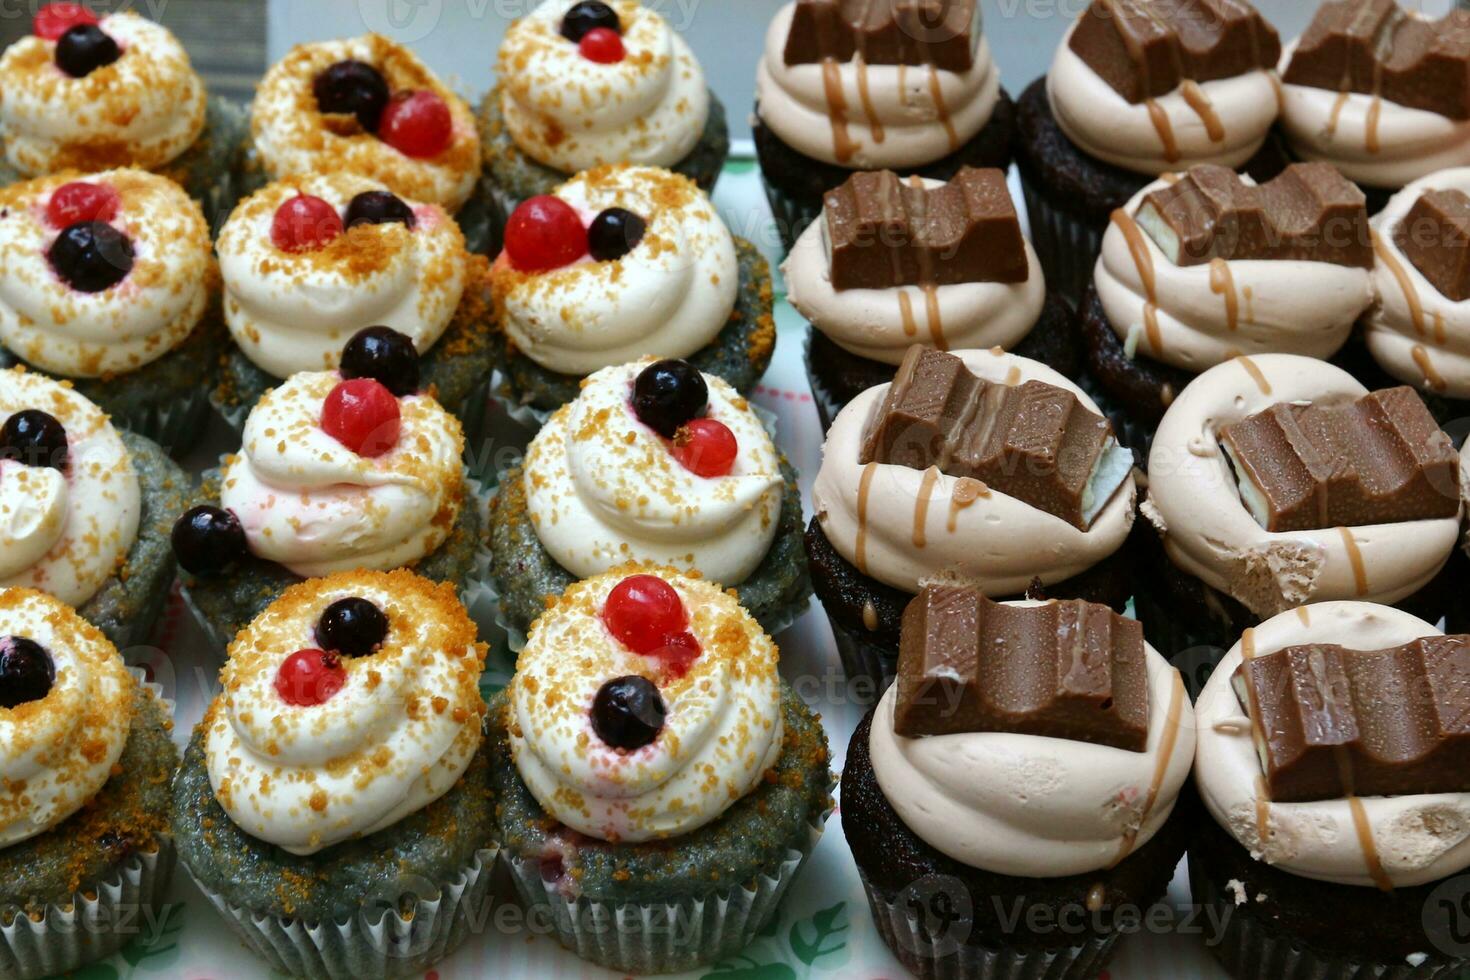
[
  {"x1": 824, "y1": 168, "x2": 1027, "y2": 291},
  {"x1": 1218, "y1": 386, "x2": 1459, "y2": 532},
  {"x1": 1234, "y1": 637, "x2": 1470, "y2": 803},
  {"x1": 894, "y1": 586, "x2": 1150, "y2": 751},
  {"x1": 784, "y1": 0, "x2": 979, "y2": 71},
  {"x1": 1393, "y1": 188, "x2": 1470, "y2": 302},
  {"x1": 1282, "y1": 0, "x2": 1470, "y2": 121},
  {"x1": 860, "y1": 347, "x2": 1133, "y2": 530},
  {"x1": 1069, "y1": 0, "x2": 1281, "y2": 104},
  {"x1": 1134, "y1": 163, "x2": 1372, "y2": 268}
]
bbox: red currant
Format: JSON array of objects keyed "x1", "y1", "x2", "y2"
[
  {"x1": 275, "y1": 649, "x2": 345, "y2": 706},
  {"x1": 672, "y1": 418, "x2": 737, "y2": 478},
  {"x1": 271, "y1": 195, "x2": 343, "y2": 252},
  {"x1": 504, "y1": 195, "x2": 587, "y2": 272},
  {"x1": 45, "y1": 181, "x2": 118, "y2": 227},
  {"x1": 579, "y1": 27, "x2": 625, "y2": 64},
  {"x1": 651, "y1": 630, "x2": 701, "y2": 677},
  {"x1": 379, "y1": 90, "x2": 453, "y2": 159},
  {"x1": 603, "y1": 575, "x2": 687, "y2": 655},
  {"x1": 33, "y1": 3, "x2": 98, "y2": 41},
  {"x1": 321, "y1": 378, "x2": 401, "y2": 457}
]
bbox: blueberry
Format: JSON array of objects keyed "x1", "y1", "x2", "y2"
[
  {"x1": 0, "y1": 637, "x2": 54, "y2": 709},
  {"x1": 590, "y1": 675, "x2": 665, "y2": 750},
  {"x1": 47, "y1": 221, "x2": 133, "y2": 293},
  {"x1": 0, "y1": 410, "x2": 67, "y2": 471},
  {"x1": 560, "y1": 0, "x2": 620, "y2": 42},
  {"x1": 632, "y1": 359, "x2": 707, "y2": 438},
  {"x1": 171, "y1": 506, "x2": 248, "y2": 577},
  {"x1": 340, "y1": 326, "x2": 420, "y2": 397},
  {"x1": 55, "y1": 24, "x2": 120, "y2": 78},
  {"x1": 313, "y1": 60, "x2": 390, "y2": 131},
  {"x1": 344, "y1": 190, "x2": 416, "y2": 230},
  {"x1": 587, "y1": 208, "x2": 646, "y2": 262},
  {"x1": 315, "y1": 597, "x2": 388, "y2": 657}
]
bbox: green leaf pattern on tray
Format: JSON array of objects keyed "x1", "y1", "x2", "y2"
[{"x1": 701, "y1": 901, "x2": 850, "y2": 979}]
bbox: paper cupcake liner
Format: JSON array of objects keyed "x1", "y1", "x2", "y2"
[
  {"x1": 1019, "y1": 176, "x2": 1102, "y2": 306},
  {"x1": 476, "y1": 180, "x2": 517, "y2": 259},
  {"x1": 104, "y1": 566, "x2": 176, "y2": 655},
  {"x1": 184, "y1": 846, "x2": 498, "y2": 980},
  {"x1": 825, "y1": 611, "x2": 897, "y2": 706},
  {"x1": 109, "y1": 385, "x2": 214, "y2": 458},
  {"x1": 759, "y1": 173, "x2": 823, "y2": 255},
  {"x1": 804, "y1": 328, "x2": 844, "y2": 435},
  {"x1": 188, "y1": 96, "x2": 250, "y2": 231}
]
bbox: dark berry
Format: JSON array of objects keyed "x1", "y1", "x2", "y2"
[
  {"x1": 55, "y1": 23, "x2": 119, "y2": 77},
  {"x1": 313, "y1": 60, "x2": 390, "y2": 131},
  {"x1": 632, "y1": 359, "x2": 707, "y2": 438},
  {"x1": 315, "y1": 597, "x2": 388, "y2": 657},
  {"x1": 587, "y1": 208, "x2": 646, "y2": 261},
  {"x1": 344, "y1": 190, "x2": 416, "y2": 230},
  {"x1": 0, "y1": 637, "x2": 54, "y2": 709},
  {"x1": 590, "y1": 675, "x2": 665, "y2": 750},
  {"x1": 340, "y1": 325, "x2": 420, "y2": 397},
  {"x1": 560, "y1": 1, "x2": 620, "y2": 42},
  {"x1": 48, "y1": 221, "x2": 133, "y2": 293},
  {"x1": 0, "y1": 410, "x2": 67, "y2": 471},
  {"x1": 171, "y1": 506, "x2": 248, "y2": 577}
]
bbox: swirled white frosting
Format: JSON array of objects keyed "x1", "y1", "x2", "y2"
[
  {"x1": 754, "y1": 2, "x2": 999, "y2": 169},
  {"x1": 1145, "y1": 354, "x2": 1461, "y2": 617},
  {"x1": 220, "y1": 371, "x2": 464, "y2": 578},
  {"x1": 1196, "y1": 601, "x2": 1470, "y2": 888},
  {"x1": 814, "y1": 348, "x2": 1136, "y2": 596},
  {"x1": 871, "y1": 604, "x2": 1195, "y2": 877},
  {"x1": 0, "y1": 370, "x2": 139, "y2": 607},
  {"x1": 497, "y1": 0, "x2": 709, "y2": 173},
  {"x1": 251, "y1": 35, "x2": 481, "y2": 210},
  {"x1": 206, "y1": 570, "x2": 485, "y2": 855},
  {"x1": 523, "y1": 360, "x2": 783, "y2": 585},
  {"x1": 0, "y1": 13, "x2": 206, "y2": 176},
  {"x1": 1094, "y1": 178, "x2": 1374, "y2": 374},
  {"x1": 0, "y1": 169, "x2": 214, "y2": 379},
  {"x1": 493, "y1": 165, "x2": 737, "y2": 375},
  {"x1": 217, "y1": 174, "x2": 468, "y2": 379},
  {"x1": 508, "y1": 567, "x2": 783, "y2": 842}
]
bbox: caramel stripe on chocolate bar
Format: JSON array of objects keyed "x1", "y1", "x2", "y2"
[
  {"x1": 1394, "y1": 188, "x2": 1470, "y2": 302},
  {"x1": 784, "y1": 0, "x2": 979, "y2": 70},
  {"x1": 1233, "y1": 637, "x2": 1470, "y2": 803}
]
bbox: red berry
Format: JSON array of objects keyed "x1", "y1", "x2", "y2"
[
  {"x1": 271, "y1": 195, "x2": 343, "y2": 252},
  {"x1": 579, "y1": 27, "x2": 625, "y2": 64},
  {"x1": 379, "y1": 90, "x2": 453, "y2": 159},
  {"x1": 672, "y1": 418, "x2": 737, "y2": 478},
  {"x1": 321, "y1": 378, "x2": 401, "y2": 457},
  {"x1": 603, "y1": 575, "x2": 687, "y2": 655},
  {"x1": 275, "y1": 649, "x2": 345, "y2": 706},
  {"x1": 34, "y1": 3, "x2": 98, "y2": 41},
  {"x1": 504, "y1": 195, "x2": 587, "y2": 272},
  {"x1": 45, "y1": 181, "x2": 118, "y2": 227},
  {"x1": 651, "y1": 630, "x2": 701, "y2": 677}
]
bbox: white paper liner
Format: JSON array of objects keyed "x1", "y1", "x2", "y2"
[{"x1": 1018, "y1": 176, "x2": 1102, "y2": 306}]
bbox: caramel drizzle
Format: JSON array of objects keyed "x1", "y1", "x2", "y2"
[
  {"x1": 1433, "y1": 311, "x2": 1447, "y2": 345},
  {"x1": 822, "y1": 58, "x2": 858, "y2": 164},
  {"x1": 855, "y1": 461, "x2": 878, "y2": 574},
  {"x1": 898, "y1": 290, "x2": 918, "y2": 337},
  {"x1": 1349, "y1": 795, "x2": 1394, "y2": 892},
  {"x1": 948, "y1": 477, "x2": 989, "y2": 532},
  {"x1": 1239, "y1": 627, "x2": 1275, "y2": 848},
  {"x1": 1086, "y1": 883, "x2": 1106, "y2": 912},
  {"x1": 1237, "y1": 356, "x2": 1272, "y2": 395},
  {"x1": 1296, "y1": 606, "x2": 1311, "y2": 626},
  {"x1": 913, "y1": 466, "x2": 940, "y2": 547},
  {"x1": 1253, "y1": 773, "x2": 1272, "y2": 843},
  {"x1": 1365, "y1": 94, "x2": 1383, "y2": 155},
  {"x1": 923, "y1": 283, "x2": 946, "y2": 350},
  {"x1": 1338, "y1": 527, "x2": 1369, "y2": 595},
  {"x1": 1209, "y1": 258, "x2": 1239, "y2": 332},
  {"x1": 1004, "y1": 365, "x2": 1021, "y2": 386},
  {"x1": 1372, "y1": 230, "x2": 1426, "y2": 336},
  {"x1": 1413, "y1": 345, "x2": 1448, "y2": 391},
  {"x1": 1113, "y1": 671, "x2": 1186, "y2": 866},
  {"x1": 1241, "y1": 626, "x2": 1257, "y2": 661},
  {"x1": 928, "y1": 65, "x2": 959, "y2": 152},
  {"x1": 1269, "y1": 74, "x2": 1285, "y2": 114},
  {"x1": 1146, "y1": 98, "x2": 1180, "y2": 163},
  {"x1": 1180, "y1": 80, "x2": 1225, "y2": 142},
  {"x1": 1111, "y1": 209, "x2": 1164, "y2": 354},
  {"x1": 1160, "y1": 383, "x2": 1176, "y2": 408},
  {"x1": 1242, "y1": 284, "x2": 1255, "y2": 325},
  {"x1": 854, "y1": 53, "x2": 884, "y2": 144},
  {"x1": 1326, "y1": 89, "x2": 1350, "y2": 138},
  {"x1": 862, "y1": 600, "x2": 879, "y2": 632}
]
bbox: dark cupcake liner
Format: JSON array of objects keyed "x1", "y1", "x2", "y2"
[
  {"x1": 1019, "y1": 175, "x2": 1104, "y2": 309},
  {"x1": 824, "y1": 611, "x2": 899, "y2": 705}
]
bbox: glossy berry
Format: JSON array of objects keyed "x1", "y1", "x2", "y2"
[
  {"x1": 0, "y1": 410, "x2": 68, "y2": 471},
  {"x1": 560, "y1": 1, "x2": 621, "y2": 42},
  {"x1": 590, "y1": 675, "x2": 665, "y2": 750},
  {"x1": 344, "y1": 190, "x2": 416, "y2": 230},
  {"x1": 321, "y1": 378, "x2": 400, "y2": 457},
  {"x1": 379, "y1": 90, "x2": 453, "y2": 159},
  {"x1": 0, "y1": 637, "x2": 54, "y2": 709},
  {"x1": 48, "y1": 221, "x2": 133, "y2": 293},
  {"x1": 171, "y1": 506, "x2": 248, "y2": 577},
  {"x1": 651, "y1": 629, "x2": 701, "y2": 677},
  {"x1": 603, "y1": 574, "x2": 686, "y2": 655},
  {"x1": 315, "y1": 597, "x2": 388, "y2": 657},
  {"x1": 340, "y1": 326, "x2": 419, "y2": 397},
  {"x1": 46, "y1": 181, "x2": 119, "y2": 227},
  {"x1": 270, "y1": 195, "x2": 343, "y2": 252},
  {"x1": 504, "y1": 195, "x2": 587, "y2": 272},
  {"x1": 275, "y1": 649, "x2": 345, "y2": 707},
  {"x1": 33, "y1": 3, "x2": 99, "y2": 41},
  {"x1": 579, "y1": 27, "x2": 625, "y2": 63},
  {"x1": 313, "y1": 59, "x2": 390, "y2": 131},
  {"x1": 55, "y1": 23, "x2": 119, "y2": 77},
  {"x1": 632, "y1": 359, "x2": 706, "y2": 438},
  {"x1": 587, "y1": 207, "x2": 645, "y2": 261},
  {"x1": 673, "y1": 418, "x2": 738, "y2": 478}
]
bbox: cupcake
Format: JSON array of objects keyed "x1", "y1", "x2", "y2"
[
  {"x1": 0, "y1": 169, "x2": 227, "y2": 448},
  {"x1": 490, "y1": 358, "x2": 809, "y2": 643},
  {"x1": 1192, "y1": 601, "x2": 1470, "y2": 978},
  {"x1": 1137, "y1": 353, "x2": 1462, "y2": 663},
  {"x1": 1016, "y1": 0, "x2": 1287, "y2": 300},
  {"x1": 845, "y1": 586, "x2": 1196, "y2": 980},
  {"x1": 785, "y1": 166, "x2": 1079, "y2": 430},
  {"x1": 808, "y1": 345, "x2": 1138, "y2": 695},
  {"x1": 754, "y1": 0, "x2": 1015, "y2": 250},
  {"x1": 173, "y1": 570, "x2": 496, "y2": 979},
  {"x1": 0, "y1": 4, "x2": 246, "y2": 225},
  {"x1": 0, "y1": 368, "x2": 188, "y2": 651},
  {"x1": 0, "y1": 588, "x2": 177, "y2": 980},
  {"x1": 1278, "y1": 1, "x2": 1470, "y2": 216},
  {"x1": 491, "y1": 165, "x2": 775, "y2": 417},
  {"x1": 488, "y1": 566, "x2": 832, "y2": 974},
  {"x1": 173, "y1": 369, "x2": 487, "y2": 653},
  {"x1": 210, "y1": 174, "x2": 494, "y2": 437},
  {"x1": 1079, "y1": 162, "x2": 1375, "y2": 454},
  {"x1": 480, "y1": 0, "x2": 730, "y2": 252}
]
